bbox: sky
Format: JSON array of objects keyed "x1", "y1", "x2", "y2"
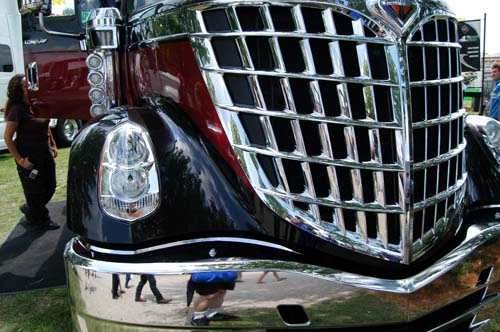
[{"x1": 448, "y1": 0, "x2": 500, "y2": 54}]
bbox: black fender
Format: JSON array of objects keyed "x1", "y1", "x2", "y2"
[
  {"x1": 67, "y1": 102, "x2": 265, "y2": 246},
  {"x1": 464, "y1": 119, "x2": 500, "y2": 207}
]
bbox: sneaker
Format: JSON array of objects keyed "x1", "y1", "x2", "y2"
[
  {"x1": 191, "y1": 316, "x2": 209, "y2": 326},
  {"x1": 135, "y1": 298, "x2": 147, "y2": 302},
  {"x1": 157, "y1": 298, "x2": 172, "y2": 304},
  {"x1": 208, "y1": 313, "x2": 240, "y2": 321}
]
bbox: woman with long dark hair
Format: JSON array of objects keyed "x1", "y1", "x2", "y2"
[{"x1": 4, "y1": 74, "x2": 59, "y2": 230}]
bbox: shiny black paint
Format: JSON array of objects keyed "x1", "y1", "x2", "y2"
[
  {"x1": 464, "y1": 122, "x2": 500, "y2": 206},
  {"x1": 68, "y1": 103, "x2": 264, "y2": 245}
]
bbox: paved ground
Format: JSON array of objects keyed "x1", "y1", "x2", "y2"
[{"x1": 75, "y1": 270, "x2": 357, "y2": 328}]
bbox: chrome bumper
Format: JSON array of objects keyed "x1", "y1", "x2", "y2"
[{"x1": 65, "y1": 222, "x2": 500, "y2": 331}]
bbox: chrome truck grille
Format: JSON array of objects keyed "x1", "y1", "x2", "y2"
[{"x1": 189, "y1": 1, "x2": 466, "y2": 264}]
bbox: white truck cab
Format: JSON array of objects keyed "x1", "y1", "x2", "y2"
[{"x1": 0, "y1": 0, "x2": 24, "y2": 151}]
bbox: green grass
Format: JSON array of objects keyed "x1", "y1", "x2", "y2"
[
  {"x1": 0, "y1": 288, "x2": 72, "y2": 332},
  {"x1": 0, "y1": 148, "x2": 73, "y2": 332}
]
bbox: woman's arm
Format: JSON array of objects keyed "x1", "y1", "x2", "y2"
[
  {"x1": 48, "y1": 127, "x2": 58, "y2": 158},
  {"x1": 4, "y1": 121, "x2": 34, "y2": 169}
]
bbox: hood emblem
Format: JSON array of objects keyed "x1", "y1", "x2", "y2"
[
  {"x1": 367, "y1": 0, "x2": 419, "y2": 36},
  {"x1": 389, "y1": 4, "x2": 413, "y2": 20}
]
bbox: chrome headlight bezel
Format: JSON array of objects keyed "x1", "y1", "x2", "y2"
[
  {"x1": 466, "y1": 115, "x2": 500, "y2": 165},
  {"x1": 98, "y1": 121, "x2": 160, "y2": 222}
]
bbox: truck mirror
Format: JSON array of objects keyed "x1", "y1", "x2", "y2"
[{"x1": 19, "y1": 0, "x2": 52, "y2": 16}]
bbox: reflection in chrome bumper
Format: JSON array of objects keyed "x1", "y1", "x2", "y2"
[{"x1": 65, "y1": 223, "x2": 500, "y2": 331}]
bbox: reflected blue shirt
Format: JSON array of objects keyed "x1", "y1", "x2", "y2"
[{"x1": 490, "y1": 81, "x2": 500, "y2": 120}]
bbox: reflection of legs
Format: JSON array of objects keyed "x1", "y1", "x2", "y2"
[
  {"x1": 272, "y1": 272, "x2": 286, "y2": 281},
  {"x1": 195, "y1": 290, "x2": 225, "y2": 311},
  {"x1": 192, "y1": 291, "x2": 224, "y2": 325},
  {"x1": 111, "y1": 274, "x2": 120, "y2": 299},
  {"x1": 193, "y1": 289, "x2": 238, "y2": 324},
  {"x1": 258, "y1": 271, "x2": 286, "y2": 283},
  {"x1": 125, "y1": 274, "x2": 132, "y2": 288},
  {"x1": 146, "y1": 275, "x2": 167, "y2": 302},
  {"x1": 257, "y1": 272, "x2": 269, "y2": 283},
  {"x1": 136, "y1": 275, "x2": 171, "y2": 303},
  {"x1": 135, "y1": 275, "x2": 148, "y2": 301}
]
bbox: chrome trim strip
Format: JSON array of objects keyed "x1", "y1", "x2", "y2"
[
  {"x1": 201, "y1": 68, "x2": 399, "y2": 87},
  {"x1": 466, "y1": 205, "x2": 500, "y2": 213},
  {"x1": 413, "y1": 142, "x2": 466, "y2": 170},
  {"x1": 233, "y1": 144, "x2": 404, "y2": 171},
  {"x1": 413, "y1": 178, "x2": 466, "y2": 211},
  {"x1": 67, "y1": 221, "x2": 500, "y2": 294},
  {"x1": 190, "y1": 31, "x2": 395, "y2": 44},
  {"x1": 406, "y1": 41, "x2": 461, "y2": 48},
  {"x1": 218, "y1": 106, "x2": 402, "y2": 130},
  {"x1": 412, "y1": 109, "x2": 466, "y2": 129},
  {"x1": 409, "y1": 76, "x2": 464, "y2": 87},
  {"x1": 88, "y1": 237, "x2": 299, "y2": 256},
  {"x1": 257, "y1": 187, "x2": 404, "y2": 213}
]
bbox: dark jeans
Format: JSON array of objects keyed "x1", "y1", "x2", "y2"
[
  {"x1": 135, "y1": 274, "x2": 163, "y2": 300},
  {"x1": 16, "y1": 151, "x2": 56, "y2": 224}
]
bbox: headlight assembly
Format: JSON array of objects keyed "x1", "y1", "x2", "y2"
[
  {"x1": 99, "y1": 122, "x2": 160, "y2": 221},
  {"x1": 466, "y1": 115, "x2": 500, "y2": 164},
  {"x1": 485, "y1": 120, "x2": 500, "y2": 147}
]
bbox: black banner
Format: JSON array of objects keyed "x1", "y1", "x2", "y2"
[{"x1": 458, "y1": 20, "x2": 481, "y2": 72}]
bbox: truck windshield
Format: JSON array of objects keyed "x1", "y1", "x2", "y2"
[{"x1": 51, "y1": 0, "x2": 76, "y2": 16}]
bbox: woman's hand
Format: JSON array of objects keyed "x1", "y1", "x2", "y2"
[
  {"x1": 51, "y1": 146, "x2": 58, "y2": 158},
  {"x1": 20, "y1": 157, "x2": 34, "y2": 170}
]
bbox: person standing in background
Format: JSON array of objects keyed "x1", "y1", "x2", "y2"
[
  {"x1": 489, "y1": 63, "x2": 500, "y2": 120},
  {"x1": 3, "y1": 74, "x2": 59, "y2": 230}
]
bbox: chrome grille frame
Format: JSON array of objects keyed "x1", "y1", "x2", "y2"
[
  {"x1": 185, "y1": 1, "x2": 466, "y2": 264},
  {"x1": 128, "y1": 0, "x2": 466, "y2": 264}
]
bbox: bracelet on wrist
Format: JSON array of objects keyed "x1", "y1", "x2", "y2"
[{"x1": 16, "y1": 158, "x2": 24, "y2": 165}]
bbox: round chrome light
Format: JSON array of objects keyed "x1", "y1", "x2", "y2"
[
  {"x1": 485, "y1": 120, "x2": 500, "y2": 147},
  {"x1": 88, "y1": 72, "x2": 104, "y2": 86},
  {"x1": 89, "y1": 88, "x2": 106, "y2": 103},
  {"x1": 86, "y1": 53, "x2": 103, "y2": 70},
  {"x1": 90, "y1": 104, "x2": 106, "y2": 116},
  {"x1": 110, "y1": 169, "x2": 148, "y2": 201}
]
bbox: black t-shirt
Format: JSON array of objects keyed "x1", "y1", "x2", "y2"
[{"x1": 6, "y1": 103, "x2": 50, "y2": 155}]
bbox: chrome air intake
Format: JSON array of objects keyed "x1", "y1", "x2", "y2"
[
  {"x1": 85, "y1": 8, "x2": 122, "y2": 116},
  {"x1": 189, "y1": 1, "x2": 466, "y2": 264}
]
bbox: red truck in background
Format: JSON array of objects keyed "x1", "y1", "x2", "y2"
[
  {"x1": 22, "y1": 0, "x2": 90, "y2": 146},
  {"x1": 19, "y1": 0, "x2": 500, "y2": 331}
]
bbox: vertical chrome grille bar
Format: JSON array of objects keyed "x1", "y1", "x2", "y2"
[
  {"x1": 363, "y1": 86, "x2": 377, "y2": 121},
  {"x1": 310, "y1": 81, "x2": 324, "y2": 115},
  {"x1": 301, "y1": 39, "x2": 315, "y2": 74},
  {"x1": 236, "y1": 37, "x2": 254, "y2": 70},
  {"x1": 338, "y1": 84, "x2": 351, "y2": 118},
  {"x1": 262, "y1": 116, "x2": 291, "y2": 194},
  {"x1": 260, "y1": 5, "x2": 274, "y2": 31},
  {"x1": 292, "y1": 5, "x2": 305, "y2": 32},
  {"x1": 226, "y1": 6, "x2": 240, "y2": 31}
]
